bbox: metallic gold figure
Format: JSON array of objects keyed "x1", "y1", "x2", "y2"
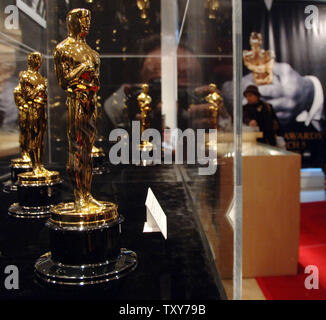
[
  {"x1": 22, "y1": 52, "x2": 48, "y2": 175},
  {"x1": 137, "y1": 84, "x2": 153, "y2": 156},
  {"x1": 205, "y1": 83, "x2": 223, "y2": 130},
  {"x1": 137, "y1": 84, "x2": 152, "y2": 134},
  {"x1": 15, "y1": 52, "x2": 60, "y2": 187},
  {"x1": 243, "y1": 32, "x2": 275, "y2": 85},
  {"x1": 137, "y1": 0, "x2": 150, "y2": 19},
  {"x1": 14, "y1": 74, "x2": 32, "y2": 163},
  {"x1": 54, "y1": 8, "x2": 102, "y2": 212},
  {"x1": 205, "y1": 0, "x2": 220, "y2": 20},
  {"x1": 15, "y1": 52, "x2": 49, "y2": 174}
]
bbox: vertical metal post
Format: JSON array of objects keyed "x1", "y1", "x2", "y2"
[
  {"x1": 45, "y1": 0, "x2": 52, "y2": 164},
  {"x1": 161, "y1": 0, "x2": 178, "y2": 130},
  {"x1": 232, "y1": 0, "x2": 243, "y2": 301}
]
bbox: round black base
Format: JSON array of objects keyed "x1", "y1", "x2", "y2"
[
  {"x1": 34, "y1": 248, "x2": 137, "y2": 286},
  {"x1": 8, "y1": 181, "x2": 62, "y2": 219},
  {"x1": 8, "y1": 203, "x2": 51, "y2": 219},
  {"x1": 11, "y1": 165, "x2": 32, "y2": 183},
  {"x1": 2, "y1": 165, "x2": 33, "y2": 193},
  {"x1": 18, "y1": 182, "x2": 62, "y2": 208},
  {"x1": 35, "y1": 211, "x2": 137, "y2": 287},
  {"x1": 2, "y1": 180, "x2": 18, "y2": 193},
  {"x1": 47, "y1": 216, "x2": 123, "y2": 265}
]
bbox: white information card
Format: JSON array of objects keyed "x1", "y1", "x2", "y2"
[{"x1": 143, "y1": 188, "x2": 167, "y2": 239}]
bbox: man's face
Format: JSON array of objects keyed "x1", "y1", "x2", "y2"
[
  {"x1": 245, "y1": 92, "x2": 259, "y2": 104},
  {"x1": 141, "y1": 47, "x2": 201, "y2": 86}
]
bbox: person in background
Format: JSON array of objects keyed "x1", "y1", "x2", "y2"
[{"x1": 243, "y1": 85, "x2": 281, "y2": 146}]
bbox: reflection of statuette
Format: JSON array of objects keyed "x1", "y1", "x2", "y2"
[
  {"x1": 35, "y1": 8, "x2": 137, "y2": 287},
  {"x1": 205, "y1": 83, "x2": 224, "y2": 130},
  {"x1": 138, "y1": 83, "x2": 152, "y2": 134},
  {"x1": 205, "y1": 0, "x2": 220, "y2": 20},
  {"x1": 2, "y1": 70, "x2": 33, "y2": 193},
  {"x1": 8, "y1": 52, "x2": 62, "y2": 218},
  {"x1": 243, "y1": 32, "x2": 275, "y2": 85},
  {"x1": 137, "y1": 0, "x2": 150, "y2": 19},
  {"x1": 137, "y1": 84, "x2": 155, "y2": 163},
  {"x1": 14, "y1": 84, "x2": 31, "y2": 163}
]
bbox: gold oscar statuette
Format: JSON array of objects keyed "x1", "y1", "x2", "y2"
[
  {"x1": 243, "y1": 32, "x2": 275, "y2": 85},
  {"x1": 137, "y1": 0, "x2": 150, "y2": 19},
  {"x1": 137, "y1": 83, "x2": 154, "y2": 154},
  {"x1": 17, "y1": 52, "x2": 61, "y2": 186},
  {"x1": 205, "y1": 83, "x2": 223, "y2": 130},
  {"x1": 8, "y1": 52, "x2": 62, "y2": 218},
  {"x1": 52, "y1": 8, "x2": 114, "y2": 220},
  {"x1": 205, "y1": 0, "x2": 220, "y2": 20},
  {"x1": 204, "y1": 83, "x2": 223, "y2": 151},
  {"x1": 35, "y1": 8, "x2": 137, "y2": 286},
  {"x1": 2, "y1": 58, "x2": 33, "y2": 193}
]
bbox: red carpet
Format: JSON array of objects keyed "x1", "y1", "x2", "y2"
[{"x1": 256, "y1": 201, "x2": 326, "y2": 300}]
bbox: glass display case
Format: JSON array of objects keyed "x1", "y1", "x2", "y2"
[{"x1": 0, "y1": 0, "x2": 243, "y2": 300}]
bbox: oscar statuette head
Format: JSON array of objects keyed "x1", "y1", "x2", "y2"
[
  {"x1": 209, "y1": 83, "x2": 217, "y2": 93},
  {"x1": 67, "y1": 8, "x2": 91, "y2": 39},
  {"x1": 142, "y1": 83, "x2": 149, "y2": 94},
  {"x1": 250, "y1": 32, "x2": 262, "y2": 50},
  {"x1": 27, "y1": 52, "x2": 42, "y2": 71}
]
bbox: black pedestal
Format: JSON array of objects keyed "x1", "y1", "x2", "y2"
[
  {"x1": 35, "y1": 215, "x2": 137, "y2": 286},
  {"x1": 8, "y1": 181, "x2": 62, "y2": 218},
  {"x1": 2, "y1": 164, "x2": 32, "y2": 193}
]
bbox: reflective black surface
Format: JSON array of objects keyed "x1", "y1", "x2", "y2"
[
  {"x1": 0, "y1": 164, "x2": 225, "y2": 300},
  {"x1": 35, "y1": 248, "x2": 138, "y2": 286}
]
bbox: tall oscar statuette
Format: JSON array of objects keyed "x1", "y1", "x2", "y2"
[
  {"x1": 243, "y1": 32, "x2": 275, "y2": 85},
  {"x1": 35, "y1": 9, "x2": 137, "y2": 286},
  {"x1": 137, "y1": 84, "x2": 156, "y2": 166},
  {"x1": 8, "y1": 52, "x2": 62, "y2": 218}
]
